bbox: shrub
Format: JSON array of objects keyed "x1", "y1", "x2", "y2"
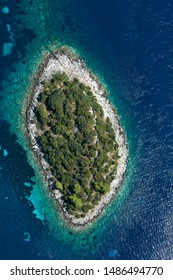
[{"x1": 56, "y1": 181, "x2": 63, "y2": 191}]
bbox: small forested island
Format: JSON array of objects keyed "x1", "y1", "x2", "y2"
[{"x1": 26, "y1": 47, "x2": 128, "y2": 226}]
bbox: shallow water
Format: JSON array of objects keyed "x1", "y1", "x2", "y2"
[{"x1": 0, "y1": 0, "x2": 173, "y2": 259}]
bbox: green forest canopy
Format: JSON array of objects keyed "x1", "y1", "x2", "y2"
[{"x1": 34, "y1": 72, "x2": 119, "y2": 218}]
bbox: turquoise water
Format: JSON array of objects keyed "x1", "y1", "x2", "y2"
[{"x1": 1, "y1": 0, "x2": 172, "y2": 259}]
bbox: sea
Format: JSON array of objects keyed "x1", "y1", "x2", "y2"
[{"x1": 0, "y1": 0, "x2": 173, "y2": 260}]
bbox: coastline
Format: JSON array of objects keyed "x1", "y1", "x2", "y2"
[{"x1": 26, "y1": 46, "x2": 128, "y2": 227}]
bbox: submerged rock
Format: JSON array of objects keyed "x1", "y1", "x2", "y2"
[
  {"x1": 3, "y1": 43, "x2": 13, "y2": 56},
  {"x1": 23, "y1": 232, "x2": 31, "y2": 242},
  {"x1": 2, "y1": 7, "x2": 10, "y2": 14},
  {"x1": 3, "y1": 149, "x2": 8, "y2": 157}
]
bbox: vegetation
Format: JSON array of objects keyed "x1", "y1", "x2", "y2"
[{"x1": 34, "y1": 72, "x2": 119, "y2": 218}]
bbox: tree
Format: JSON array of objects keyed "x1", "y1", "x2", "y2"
[
  {"x1": 69, "y1": 195, "x2": 82, "y2": 209},
  {"x1": 82, "y1": 205, "x2": 89, "y2": 213},
  {"x1": 94, "y1": 182, "x2": 110, "y2": 194},
  {"x1": 100, "y1": 183, "x2": 110, "y2": 194},
  {"x1": 73, "y1": 183, "x2": 82, "y2": 194},
  {"x1": 77, "y1": 116, "x2": 87, "y2": 130},
  {"x1": 33, "y1": 73, "x2": 119, "y2": 217},
  {"x1": 47, "y1": 91, "x2": 64, "y2": 117}
]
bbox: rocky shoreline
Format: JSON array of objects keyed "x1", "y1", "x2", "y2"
[{"x1": 26, "y1": 46, "x2": 128, "y2": 227}]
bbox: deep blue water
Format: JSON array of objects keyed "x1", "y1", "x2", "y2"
[{"x1": 0, "y1": 0, "x2": 173, "y2": 259}]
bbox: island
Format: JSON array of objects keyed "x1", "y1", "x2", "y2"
[{"x1": 26, "y1": 47, "x2": 128, "y2": 226}]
